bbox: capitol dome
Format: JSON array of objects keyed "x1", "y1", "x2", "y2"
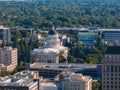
[{"x1": 48, "y1": 29, "x2": 57, "y2": 35}]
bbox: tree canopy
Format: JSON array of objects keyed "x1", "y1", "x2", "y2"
[{"x1": 0, "y1": 0, "x2": 120, "y2": 29}]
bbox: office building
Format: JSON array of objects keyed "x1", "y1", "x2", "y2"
[
  {"x1": 101, "y1": 29, "x2": 120, "y2": 46},
  {"x1": 61, "y1": 72, "x2": 92, "y2": 90},
  {"x1": 0, "y1": 26, "x2": 11, "y2": 45},
  {"x1": 78, "y1": 32, "x2": 98, "y2": 46},
  {"x1": 102, "y1": 54, "x2": 120, "y2": 90},
  {"x1": 0, "y1": 47, "x2": 17, "y2": 71}
]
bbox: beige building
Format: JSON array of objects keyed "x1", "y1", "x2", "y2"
[
  {"x1": 0, "y1": 47, "x2": 17, "y2": 71},
  {"x1": 61, "y1": 72, "x2": 92, "y2": 90},
  {"x1": 102, "y1": 54, "x2": 120, "y2": 90}
]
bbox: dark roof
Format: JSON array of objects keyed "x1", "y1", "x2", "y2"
[
  {"x1": 106, "y1": 46, "x2": 120, "y2": 54},
  {"x1": 48, "y1": 29, "x2": 57, "y2": 35}
]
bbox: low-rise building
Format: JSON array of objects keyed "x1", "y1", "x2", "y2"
[
  {"x1": 101, "y1": 29, "x2": 120, "y2": 46},
  {"x1": 0, "y1": 70, "x2": 41, "y2": 90},
  {"x1": 78, "y1": 32, "x2": 98, "y2": 46},
  {"x1": 28, "y1": 63, "x2": 101, "y2": 80},
  {"x1": 40, "y1": 83, "x2": 58, "y2": 90},
  {"x1": 60, "y1": 72, "x2": 92, "y2": 90},
  {"x1": 56, "y1": 27, "x2": 120, "y2": 46}
]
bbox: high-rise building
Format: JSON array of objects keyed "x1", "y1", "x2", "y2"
[
  {"x1": 0, "y1": 47, "x2": 17, "y2": 71},
  {"x1": 102, "y1": 54, "x2": 120, "y2": 90},
  {"x1": 0, "y1": 26, "x2": 11, "y2": 45},
  {"x1": 60, "y1": 72, "x2": 92, "y2": 90}
]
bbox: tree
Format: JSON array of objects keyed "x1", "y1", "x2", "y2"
[
  {"x1": 0, "y1": 70, "x2": 11, "y2": 77},
  {"x1": 58, "y1": 52, "x2": 67, "y2": 63},
  {"x1": 47, "y1": 60, "x2": 54, "y2": 63},
  {"x1": 92, "y1": 81, "x2": 101, "y2": 90},
  {"x1": 74, "y1": 43, "x2": 84, "y2": 58},
  {"x1": 86, "y1": 56, "x2": 98, "y2": 64}
]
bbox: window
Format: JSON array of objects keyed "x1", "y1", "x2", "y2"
[
  {"x1": 111, "y1": 73, "x2": 113, "y2": 76},
  {"x1": 115, "y1": 86, "x2": 117, "y2": 88},
  {"x1": 111, "y1": 81, "x2": 113, "y2": 84},
  {"x1": 111, "y1": 66, "x2": 114, "y2": 72},
  {"x1": 115, "y1": 66, "x2": 118, "y2": 72},
  {"x1": 107, "y1": 85, "x2": 109, "y2": 88}
]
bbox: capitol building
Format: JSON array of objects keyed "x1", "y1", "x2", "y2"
[{"x1": 32, "y1": 29, "x2": 68, "y2": 63}]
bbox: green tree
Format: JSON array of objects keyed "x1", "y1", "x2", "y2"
[{"x1": 92, "y1": 81, "x2": 101, "y2": 90}]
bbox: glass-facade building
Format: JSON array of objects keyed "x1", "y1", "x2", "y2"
[{"x1": 78, "y1": 32, "x2": 98, "y2": 46}]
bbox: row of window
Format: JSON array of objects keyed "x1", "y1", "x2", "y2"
[{"x1": 103, "y1": 85, "x2": 120, "y2": 89}]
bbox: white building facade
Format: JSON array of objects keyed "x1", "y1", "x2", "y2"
[{"x1": 32, "y1": 29, "x2": 68, "y2": 63}]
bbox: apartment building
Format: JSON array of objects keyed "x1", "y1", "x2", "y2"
[{"x1": 0, "y1": 47, "x2": 17, "y2": 71}]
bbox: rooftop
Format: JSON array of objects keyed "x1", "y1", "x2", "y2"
[
  {"x1": 0, "y1": 78, "x2": 36, "y2": 87},
  {"x1": 33, "y1": 48, "x2": 59, "y2": 54},
  {"x1": 56, "y1": 27, "x2": 87, "y2": 31},
  {"x1": 30, "y1": 63, "x2": 100, "y2": 71},
  {"x1": 61, "y1": 72, "x2": 91, "y2": 82},
  {"x1": 106, "y1": 46, "x2": 120, "y2": 54},
  {"x1": 0, "y1": 46, "x2": 17, "y2": 51},
  {"x1": 0, "y1": 70, "x2": 40, "y2": 87},
  {"x1": 48, "y1": 29, "x2": 57, "y2": 35},
  {"x1": 0, "y1": 26, "x2": 10, "y2": 30},
  {"x1": 18, "y1": 28, "x2": 33, "y2": 31},
  {"x1": 40, "y1": 82, "x2": 58, "y2": 90},
  {"x1": 56, "y1": 27, "x2": 120, "y2": 32}
]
